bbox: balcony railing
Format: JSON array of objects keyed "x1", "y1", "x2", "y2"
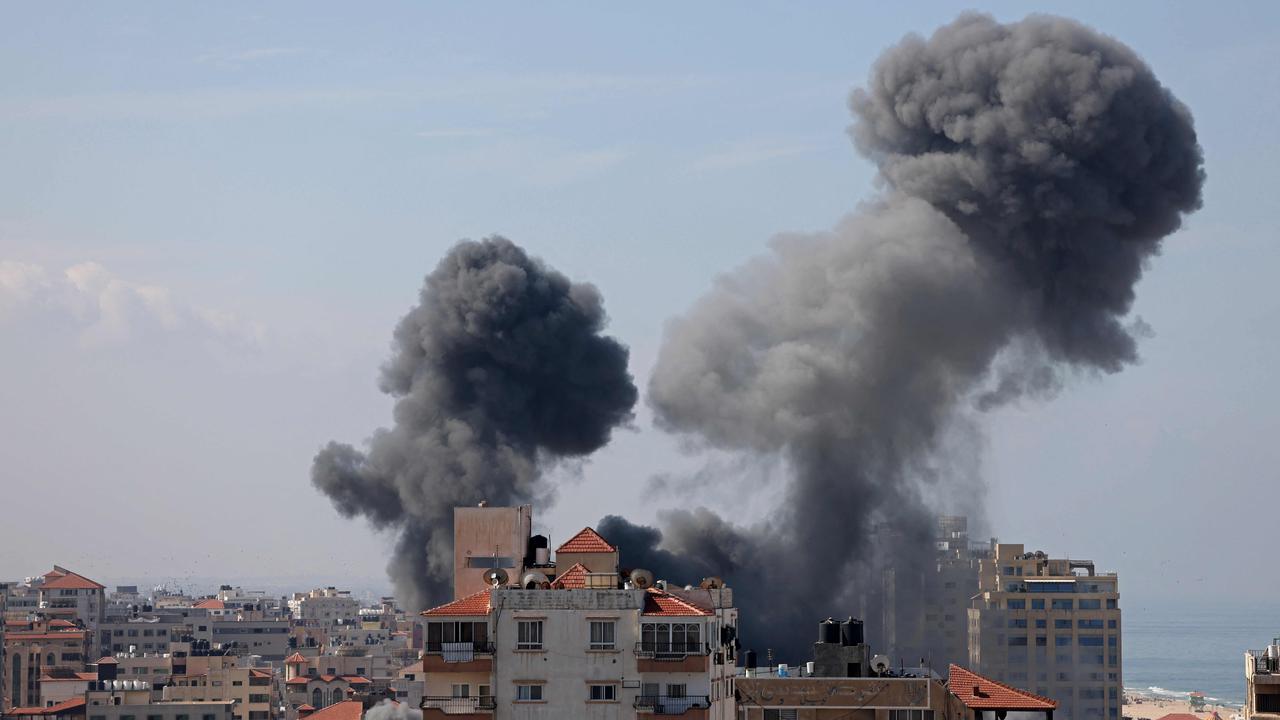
[
  {"x1": 1252, "y1": 652, "x2": 1280, "y2": 674},
  {"x1": 424, "y1": 642, "x2": 495, "y2": 654},
  {"x1": 634, "y1": 642, "x2": 708, "y2": 659},
  {"x1": 634, "y1": 695, "x2": 710, "y2": 714},
  {"x1": 422, "y1": 696, "x2": 496, "y2": 713}
]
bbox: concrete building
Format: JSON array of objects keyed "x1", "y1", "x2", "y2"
[
  {"x1": 5, "y1": 623, "x2": 90, "y2": 709},
  {"x1": 99, "y1": 617, "x2": 187, "y2": 658},
  {"x1": 451, "y1": 505, "x2": 535, "y2": 601},
  {"x1": 968, "y1": 544, "x2": 1120, "y2": 720},
  {"x1": 290, "y1": 591, "x2": 360, "y2": 629},
  {"x1": 1245, "y1": 641, "x2": 1280, "y2": 720},
  {"x1": 197, "y1": 620, "x2": 290, "y2": 662},
  {"x1": 163, "y1": 665, "x2": 277, "y2": 720},
  {"x1": 86, "y1": 701, "x2": 237, "y2": 720},
  {"x1": 420, "y1": 507, "x2": 740, "y2": 720},
  {"x1": 882, "y1": 516, "x2": 991, "y2": 670},
  {"x1": 37, "y1": 569, "x2": 106, "y2": 637}
]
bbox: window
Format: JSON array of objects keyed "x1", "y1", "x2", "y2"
[
  {"x1": 1007, "y1": 599, "x2": 1025, "y2": 609},
  {"x1": 1106, "y1": 599, "x2": 1117, "y2": 609},
  {"x1": 451, "y1": 684, "x2": 469, "y2": 698},
  {"x1": 1079, "y1": 636, "x2": 1104, "y2": 646},
  {"x1": 589, "y1": 621, "x2": 616, "y2": 650},
  {"x1": 589, "y1": 684, "x2": 616, "y2": 701},
  {"x1": 148, "y1": 714, "x2": 163, "y2": 720},
  {"x1": 1008, "y1": 619, "x2": 1027, "y2": 628},
  {"x1": 889, "y1": 712, "x2": 935, "y2": 720},
  {"x1": 478, "y1": 685, "x2": 491, "y2": 699},
  {"x1": 667, "y1": 684, "x2": 687, "y2": 698},
  {"x1": 641, "y1": 622, "x2": 702, "y2": 654},
  {"x1": 1055, "y1": 620, "x2": 1071, "y2": 629},
  {"x1": 1056, "y1": 637, "x2": 1071, "y2": 646},
  {"x1": 203, "y1": 715, "x2": 217, "y2": 720},
  {"x1": 1052, "y1": 599, "x2": 1073, "y2": 610},
  {"x1": 517, "y1": 620, "x2": 543, "y2": 650},
  {"x1": 1078, "y1": 599, "x2": 1101, "y2": 610},
  {"x1": 1008, "y1": 636, "x2": 1027, "y2": 646},
  {"x1": 1035, "y1": 620, "x2": 1047, "y2": 629},
  {"x1": 1107, "y1": 620, "x2": 1118, "y2": 628},
  {"x1": 1079, "y1": 619, "x2": 1104, "y2": 629},
  {"x1": 1036, "y1": 636, "x2": 1047, "y2": 647},
  {"x1": 516, "y1": 684, "x2": 543, "y2": 701},
  {"x1": 765, "y1": 711, "x2": 798, "y2": 720},
  {"x1": 1031, "y1": 599, "x2": 1045, "y2": 609},
  {"x1": 426, "y1": 621, "x2": 489, "y2": 650}
]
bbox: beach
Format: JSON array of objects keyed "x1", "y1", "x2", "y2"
[{"x1": 1124, "y1": 689, "x2": 1244, "y2": 720}]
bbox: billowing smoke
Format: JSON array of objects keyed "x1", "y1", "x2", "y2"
[
  {"x1": 633, "y1": 13, "x2": 1204, "y2": 660},
  {"x1": 312, "y1": 237, "x2": 637, "y2": 611},
  {"x1": 364, "y1": 700, "x2": 421, "y2": 720}
]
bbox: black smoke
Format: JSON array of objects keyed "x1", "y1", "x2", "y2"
[
  {"x1": 636, "y1": 13, "x2": 1204, "y2": 660},
  {"x1": 312, "y1": 237, "x2": 637, "y2": 611}
]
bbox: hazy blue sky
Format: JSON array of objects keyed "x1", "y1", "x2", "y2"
[{"x1": 2, "y1": 2, "x2": 1277, "y2": 611}]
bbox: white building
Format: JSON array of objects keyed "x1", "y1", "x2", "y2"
[{"x1": 291, "y1": 590, "x2": 361, "y2": 628}]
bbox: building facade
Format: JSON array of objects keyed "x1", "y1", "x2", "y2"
[
  {"x1": 1245, "y1": 642, "x2": 1280, "y2": 720},
  {"x1": 968, "y1": 544, "x2": 1120, "y2": 720}
]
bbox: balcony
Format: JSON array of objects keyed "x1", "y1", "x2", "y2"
[
  {"x1": 634, "y1": 695, "x2": 710, "y2": 716},
  {"x1": 422, "y1": 643, "x2": 494, "y2": 673},
  {"x1": 635, "y1": 643, "x2": 709, "y2": 673},
  {"x1": 421, "y1": 696, "x2": 495, "y2": 718}
]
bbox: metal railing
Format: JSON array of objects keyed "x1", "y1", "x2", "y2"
[
  {"x1": 634, "y1": 695, "x2": 710, "y2": 714},
  {"x1": 634, "y1": 642, "x2": 708, "y2": 659},
  {"x1": 1252, "y1": 652, "x2": 1279, "y2": 674},
  {"x1": 422, "y1": 696, "x2": 497, "y2": 713},
  {"x1": 424, "y1": 641, "x2": 495, "y2": 654}
]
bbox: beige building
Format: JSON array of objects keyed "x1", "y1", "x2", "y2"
[
  {"x1": 5, "y1": 624, "x2": 90, "y2": 709},
  {"x1": 163, "y1": 665, "x2": 277, "y2": 720},
  {"x1": 968, "y1": 544, "x2": 1120, "y2": 720},
  {"x1": 87, "y1": 700, "x2": 237, "y2": 720},
  {"x1": 420, "y1": 507, "x2": 740, "y2": 720},
  {"x1": 37, "y1": 569, "x2": 106, "y2": 638},
  {"x1": 1245, "y1": 641, "x2": 1280, "y2": 720},
  {"x1": 290, "y1": 591, "x2": 360, "y2": 629}
]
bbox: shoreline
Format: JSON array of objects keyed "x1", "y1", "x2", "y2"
[{"x1": 1124, "y1": 687, "x2": 1244, "y2": 720}]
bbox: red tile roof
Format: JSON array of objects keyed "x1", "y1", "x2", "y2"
[
  {"x1": 305, "y1": 701, "x2": 363, "y2": 720},
  {"x1": 6, "y1": 697, "x2": 88, "y2": 715},
  {"x1": 285, "y1": 652, "x2": 309, "y2": 664},
  {"x1": 286, "y1": 677, "x2": 311, "y2": 686},
  {"x1": 642, "y1": 590, "x2": 712, "y2": 616},
  {"x1": 948, "y1": 665, "x2": 1057, "y2": 710},
  {"x1": 38, "y1": 673, "x2": 97, "y2": 682},
  {"x1": 421, "y1": 590, "x2": 492, "y2": 617},
  {"x1": 342, "y1": 676, "x2": 371, "y2": 685},
  {"x1": 193, "y1": 598, "x2": 226, "y2": 610},
  {"x1": 48, "y1": 620, "x2": 77, "y2": 628},
  {"x1": 552, "y1": 563, "x2": 589, "y2": 589},
  {"x1": 556, "y1": 527, "x2": 616, "y2": 554},
  {"x1": 296, "y1": 705, "x2": 315, "y2": 712},
  {"x1": 40, "y1": 571, "x2": 104, "y2": 591},
  {"x1": 249, "y1": 669, "x2": 273, "y2": 679}
]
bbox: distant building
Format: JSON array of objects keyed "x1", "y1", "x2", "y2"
[
  {"x1": 1244, "y1": 641, "x2": 1280, "y2": 720},
  {"x1": 4, "y1": 621, "x2": 90, "y2": 709},
  {"x1": 968, "y1": 543, "x2": 1121, "y2": 720},
  {"x1": 37, "y1": 568, "x2": 106, "y2": 638},
  {"x1": 419, "y1": 505, "x2": 739, "y2": 719},
  {"x1": 290, "y1": 590, "x2": 360, "y2": 628}
]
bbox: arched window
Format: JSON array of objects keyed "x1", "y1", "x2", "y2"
[
  {"x1": 330, "y1": 688, "x2": 343, "y2": 706},
  {"x1": 47, "y1": 653, "x2": 56, "y2": 666},
  {"x1": 311, "y1": 688, "x2": 323, "y2": 708}
]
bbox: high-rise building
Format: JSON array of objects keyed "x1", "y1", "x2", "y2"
[
  {"x1": 968, "y1": 543, "x2": 1121, "y2": 720},
  {"x1": 881, "y1": 516, "x2": 990, "y2": 670}
]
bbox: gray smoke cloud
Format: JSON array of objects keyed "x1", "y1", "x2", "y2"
[
  {"x1": 364, "y1": 700, "x2": 421, "y2": 720},
  {"x1": 636, "y1": 12, "x2": 1204, "y2": 660},
  {"x1": 312, "y1": 236, "x2": 637, "y2": 611}
]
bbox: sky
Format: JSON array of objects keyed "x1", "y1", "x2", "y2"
[{"x1": 1, "y1": 2, "x2": 1277, "y2": 612}]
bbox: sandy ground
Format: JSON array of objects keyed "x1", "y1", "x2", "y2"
[{"x1": 1124, "y1": 692, "x2": 1243, "y2": 720}]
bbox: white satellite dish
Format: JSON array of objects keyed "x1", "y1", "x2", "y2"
[
  {"x1": 482, "y1": 568, "x2": 509, "y2": 587},
  {"x1": 871, "y1": 655, "x2": 891, "y2": 675},
  {"x1": 629, "y1": 569, "x2": 655, "y2": 589}
]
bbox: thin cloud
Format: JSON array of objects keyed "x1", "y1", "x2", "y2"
[
  {"x1": 196, "y1": 47, "x2": 307, "y2": 67},
  {"x1": 687, "y1": 137, "x2": 828, "y2": 173},
  {"x1": 414, "y1": 128, "x2": 497, "y2": 140},
  {"x1": 0, "y1": 259, "x2": 265, "y2": 349}
]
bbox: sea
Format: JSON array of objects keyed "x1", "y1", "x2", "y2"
[{"x1": 1124, "y1": 600, "x2": 1280, "y2": 707}]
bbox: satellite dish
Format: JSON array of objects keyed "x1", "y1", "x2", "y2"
[
  {"x1": 521, "y1": 573, "x2": 548, "y2": 589},
  {"x1": 482, "y1": 568, "x2": 509, "y2": 587},
  {"x1": 871, "y1": 655, "x2": 891, "y2": 675},
  {"x1": 699, "y1": 576, "x2": 725, "y2": 590},
  {"x1": 629, "y1": 569, "x2": 655, "y2": 589}
]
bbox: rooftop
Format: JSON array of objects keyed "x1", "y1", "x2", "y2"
[
  {"x1": 421, "y1": 589, "x2": 491, "y2": 617},
  {"x1": 643, "y1": 590, "x2": 712, "y2": 617},
  {"x1": 556, "y1": 527, "x2": 616, "y2": 554},
  {"x1": 948, "y1": 665, "x2": 1057, "y2": 711}
]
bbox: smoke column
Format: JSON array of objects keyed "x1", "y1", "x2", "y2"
[
  {"x1": 312, "y1": 237, "x2": 637, "y2": 611},
  {"x1": 627, "y1": 13, "x2": 1204, "y2": 659}
]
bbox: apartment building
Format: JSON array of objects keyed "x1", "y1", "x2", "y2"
[
  {"x1": 968, "y1": 543, "x2": 1120, "y2": 720},
  {"x1": 37, "y1": 569, "x2": 106, "y2": 637},
  {"x1": 99, "y1": 617, "x2": 187, "y2": 658},
  {"x1": 418, "y1": 507, "x2": 740, "y2": 720},
  {"x1": 1245, "y1": 640, "x2": 1280, "y2": 720},
  {"x1": 195, "y1": 620, "x2": 290, "y2": 662},
  {"x1": 163, "y1": 665, "x2": 277, "y2": 720},
  {"x1": 290, "y1": 591, "x2": 360, "y2": 628},
  {"x1": 5, "y1": 623, "x2": 90, "y2": 708},
  {"x1": 283, "y1": 654, "x2": 373, "y2": 711},
  {"x1": 87, "y1": 700, "x2": 237, "y2": 720},
  {"x1": 882, "y1": 516, "x2": 990, "y2": 669}
]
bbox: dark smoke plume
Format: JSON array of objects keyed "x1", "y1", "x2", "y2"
[
  {"x1": 637, "y1": 13, "x2": 1203, "y2": 660},
  {"x1": 313, "y1": 237, "x2": 637, "y2": 610}
]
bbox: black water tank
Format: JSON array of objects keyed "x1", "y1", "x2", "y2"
[
  {"x1": 840, "y1": 617, "x2": 864, "y2": 646},
  {"x1": 745, "y1": 650, "x2": 758, "y2": 669},
  {"x1": 819, "y1": 618, "x2": 841, "y2": 644}
]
